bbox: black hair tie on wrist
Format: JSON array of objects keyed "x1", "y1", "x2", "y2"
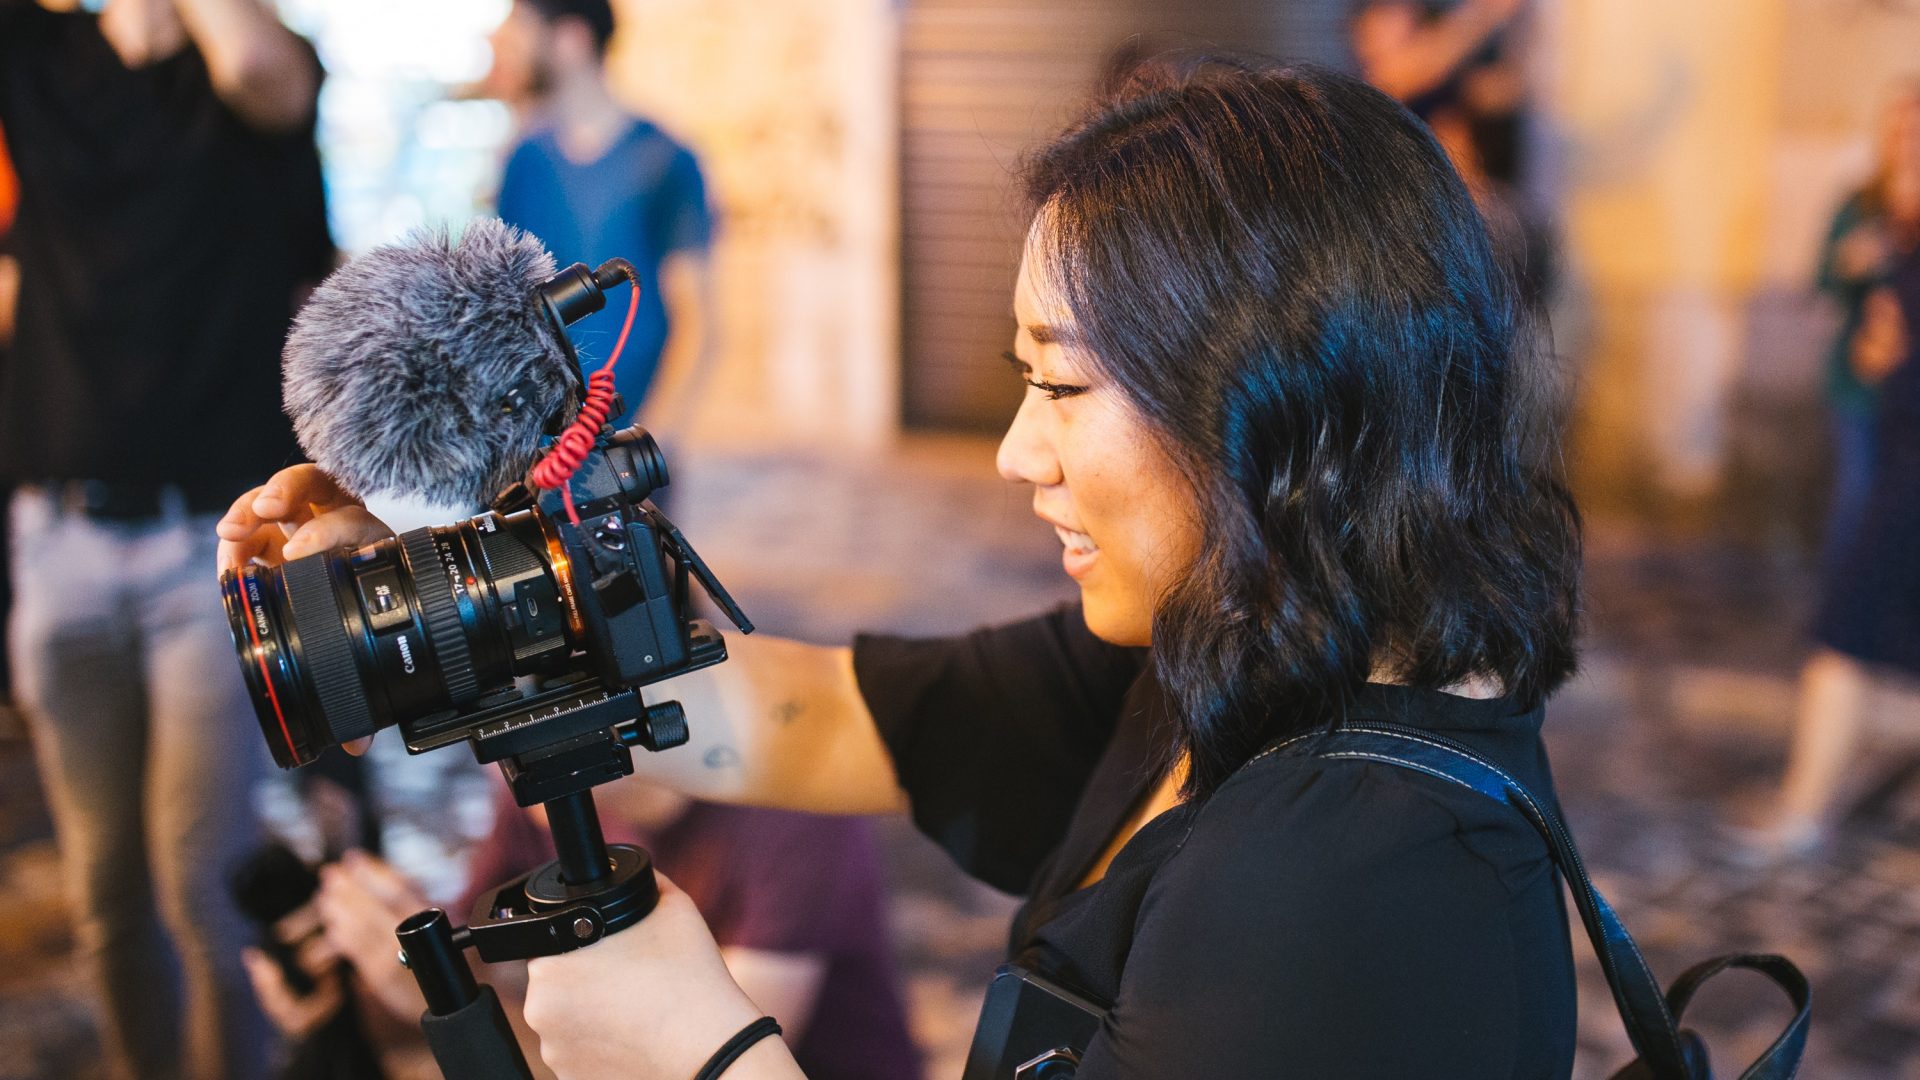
[{"x1": 694, "y1": 1016, "x2": 783, "y2": 1080}]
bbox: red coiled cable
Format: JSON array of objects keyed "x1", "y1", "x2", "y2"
[{"x1": 530, "y1": 268, "x2": 641, "y2": 525}]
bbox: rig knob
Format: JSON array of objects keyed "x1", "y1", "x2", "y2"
[{"x1": 634, "y1": 700, "x2": 689, "y2": 752}]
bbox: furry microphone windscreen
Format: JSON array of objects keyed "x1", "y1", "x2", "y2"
[{"x1": 283, "y1": 219, "x2": 577, "y2": 508}]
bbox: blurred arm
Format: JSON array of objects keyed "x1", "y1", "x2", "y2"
[
  {"x1": 1353, "y1": 0, "x2": 1525, "y2": 103},
  {"x1": 636, "y1": 250, "x2": 714, "y2": 445},
  {"x1": 170, "y1": 0, "x2": 317, "y2": 132},
  {"x1": 1852, "y1": 287, "x2": 1910, "y2": 385}
]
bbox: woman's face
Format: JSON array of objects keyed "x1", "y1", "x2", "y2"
[{"x1": 997, "y1": 242, "x2": 1201, "y2": 647}]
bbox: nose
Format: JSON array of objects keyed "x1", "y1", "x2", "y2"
[{"x1": 997, "y1": 391, "x2": 1062, "y2": 487}]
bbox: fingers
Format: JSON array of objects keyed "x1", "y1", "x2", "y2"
[
  {"x1": 316, "y1": 853, "x2": 430, "y2": 974},
  {"x1": 334, "y1": 849, "x2": 430, "y2": 911},
  {"x1": 343, "y1": 736, "x2": 375, "y2": 756},
  {"x1": 294, "y1": 928, "x2": 343, "y2": 977},
  {"x1": 281, "y1": 506, "x2": 393, "y2": 561},
  {"x1": 242, "y1": 946, "x2": 345, "y2": 1038},
  {"x1": 251, "y1": 464, "x2": 357, "y2": 521},
  {"x1": 217, "y1": 465, "x2": 351, "y2": 544},
  {"x1": 217, "y1": 485, "x2": 287, "y2": 571},
  {"x1": 216, "y1": 485, "x2": 269, "y2": 541},
  {"x1": 215, "y1": 466, "x2": 391, "y2": 571}
]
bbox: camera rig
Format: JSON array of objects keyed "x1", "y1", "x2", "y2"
[
  {"x1": 395, "y1": 275, "x2": 754, "y2": 1077},
  {"x1": 397, "y1": 428, "x2": 753, "y2": 1080},
  {"x1": 220, "y1": 257, "x2": 754, "y2": 1079}
]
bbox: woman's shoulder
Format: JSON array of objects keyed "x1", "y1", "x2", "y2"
[
  {"x1": 1103, "y1": 745, "x2": 1572, "y2": 1078},
  {"x1": 1162, "y1": 744, "x2": 1552, "y2": 902}
]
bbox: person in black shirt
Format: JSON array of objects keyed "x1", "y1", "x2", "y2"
[
  {"x1": 221, "y1": 58, "x2": 1581, "y2": 1078},
  {"x1": 0, "y1": 2, "x2": 332, "y2": 1077}
]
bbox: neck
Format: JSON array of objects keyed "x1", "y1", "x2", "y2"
[
  {"x1": 1367, "y1": 661, "x2": 1505, "y2": 700},
  {"x1": 548, "y1": 65, "x2": 628, "y2": 166}
]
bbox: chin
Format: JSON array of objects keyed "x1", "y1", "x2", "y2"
[{"x1": 1078, "y1": 592, "x2": 1153, "y2": 648}]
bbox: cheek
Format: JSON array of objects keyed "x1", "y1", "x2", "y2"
[{"x1": 1074, "y1": 415, "x2": 1198, "y2": 583}]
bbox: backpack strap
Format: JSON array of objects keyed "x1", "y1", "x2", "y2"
[{"x1": 1269, "y1": 725, "x2": 1808, "y2": 1080}]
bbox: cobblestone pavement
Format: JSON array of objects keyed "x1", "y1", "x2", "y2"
[{"x1": 2, "y1": 436, "x2": 1917, "y2": 1078}]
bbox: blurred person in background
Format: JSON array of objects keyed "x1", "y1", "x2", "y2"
[
  {"x1": 1809, "y1": 84, "x2": 1920, "y2": 581},
  {"x1": 241, "y1": 776, "x2": 921, "y2": 1080},
  {"x1": 0, "y1": 121, "x2": 18, "y2": 739},
  {"x1": 1757, "y1": 89, "x2": 1920, "y2": 857},
  {"x1": 1350, "y1": 0, "x2": 1529, "y2": 191},
  {"x1": 1351, "y1": 0, "x2": 1552, "y2": 299},
  {"x1": 0, "y1": 0, "x2": 333, "y2": 1075},
  {"x1": 483, "y1": 0, "x2": 715, "y2": 442}
]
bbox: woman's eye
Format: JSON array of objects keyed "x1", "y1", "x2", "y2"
[
  {"x1": 1001, "y1": 351, "x2": 1086, "y2": 400},
  {"x1": 1024, "y1": 378, "x2": 1087, "y2": 401}
]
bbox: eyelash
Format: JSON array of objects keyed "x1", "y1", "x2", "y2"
[{"x1": 1002, "y1": 351, "x2": 1088, "y2": 400}]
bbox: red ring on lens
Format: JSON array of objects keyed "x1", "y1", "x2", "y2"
[{"x1": 235, "y1": 568, "x2": 300, "y2": 765}]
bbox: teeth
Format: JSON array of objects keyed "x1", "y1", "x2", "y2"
[{"x1": 1054, "y1": 525, "x2": 1098, "y2": 554}]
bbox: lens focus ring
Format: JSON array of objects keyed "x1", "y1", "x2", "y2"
[
  {"x1": 281, "y1": 556, "x2": 378, "y2": 744},
  {"x1": 399, "y1": 528, "x2": 481, "y2": 705}
]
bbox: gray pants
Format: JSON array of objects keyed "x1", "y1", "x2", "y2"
[{"x1": 8, "y1": 488, "x2": 272, "y2": 1080}]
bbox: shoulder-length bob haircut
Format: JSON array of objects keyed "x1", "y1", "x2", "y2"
[{"x1": 1022, "y1": 57, "x2": 1579, "y2": 799}]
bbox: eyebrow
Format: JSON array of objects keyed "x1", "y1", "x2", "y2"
[{"x1": 1025, "y1": 323, "x2": 1060, "y2": 344}]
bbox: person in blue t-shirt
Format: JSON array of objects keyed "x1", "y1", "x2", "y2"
[{"x1": 485, "y1": 0, "x2": 714, "y2": 437}]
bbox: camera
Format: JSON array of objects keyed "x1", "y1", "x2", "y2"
[{"x1": 220, "y1": 425, "x2": 750, "y2": 771}]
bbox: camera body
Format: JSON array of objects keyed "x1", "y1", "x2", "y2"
[{"x1": 222, "y1": 426, "x2": 750, "y2": 773}]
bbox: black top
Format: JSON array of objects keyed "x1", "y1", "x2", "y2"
[
  {"x1": 855, "y1": 605, "x2": 1577, "y2": 1078},
  {"x1": 0, "y1": 7, "x2": 331, "y2": 499}
]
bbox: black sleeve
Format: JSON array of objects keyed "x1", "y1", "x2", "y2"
[
  {"x1": 1079, "y1": 760, "x2": 1537, "y2": 1079},
  {"x1": 853, "y1": 605, "x2": 1144, "y2": 892}
]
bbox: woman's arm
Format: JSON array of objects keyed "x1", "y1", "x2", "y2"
[
  {"x1": 613, "y1": 632, "x2": 907, "y2": 815},
  {"x1": 215, "y1": 464, "x2": 909, "y2": 816}
]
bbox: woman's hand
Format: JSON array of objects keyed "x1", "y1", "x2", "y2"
[
  {"x1": 216, "y1": 464, "x2": 392, "y2": 571},
  {"x1": 523, "y1": 872, "x2": 803, "y2": 1080},
  {"x1": 1835, "y1": 222, "x2": 1896, "y2": 283},
  {"x1": 1853, "y1": 286, "x2": 1910, "y2": 385}
]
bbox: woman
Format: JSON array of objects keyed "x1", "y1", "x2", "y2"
[
  {"x1": 1811, "y1": 84, "x2": 1920, "y2": 581},
  {"x1": 220, "y1": 58, "x2": 1582, "y2": 1078},
  {"x1": 1755, "y1": 84, "x2": 1920, "y2": 856}
]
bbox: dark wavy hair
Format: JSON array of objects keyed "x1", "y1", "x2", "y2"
[{"x1": 1021, "y1": 57, "x2": 1580, "y2": 799}]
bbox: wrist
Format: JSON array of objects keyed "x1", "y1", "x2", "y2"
[
  {"x1": 670, "y1": 987, "x2": 770, "y2": 1077},
  {"x1": 694, "y1": 1016, "x2": 790, "y2": 1080}
]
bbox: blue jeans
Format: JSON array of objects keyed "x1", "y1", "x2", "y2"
[{"x1": 8, "y1": 487, "x2": 272, "y2": 1079}]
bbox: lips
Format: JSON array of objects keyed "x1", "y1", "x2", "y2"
[
  {"x1": 1053, "y1": 524, "x2": 1097, "y2": 554},
  {"x1": 1040, "y1": 514, "x2": 1100, "y2": 580}
]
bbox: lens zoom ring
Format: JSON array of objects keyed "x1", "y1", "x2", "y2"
[
  {"x1": 399, "y1": 528, "x2": 481, "y2": 704},
  {"x1": 280, "y1": 556, "x2": 377, "y2": 744}
]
